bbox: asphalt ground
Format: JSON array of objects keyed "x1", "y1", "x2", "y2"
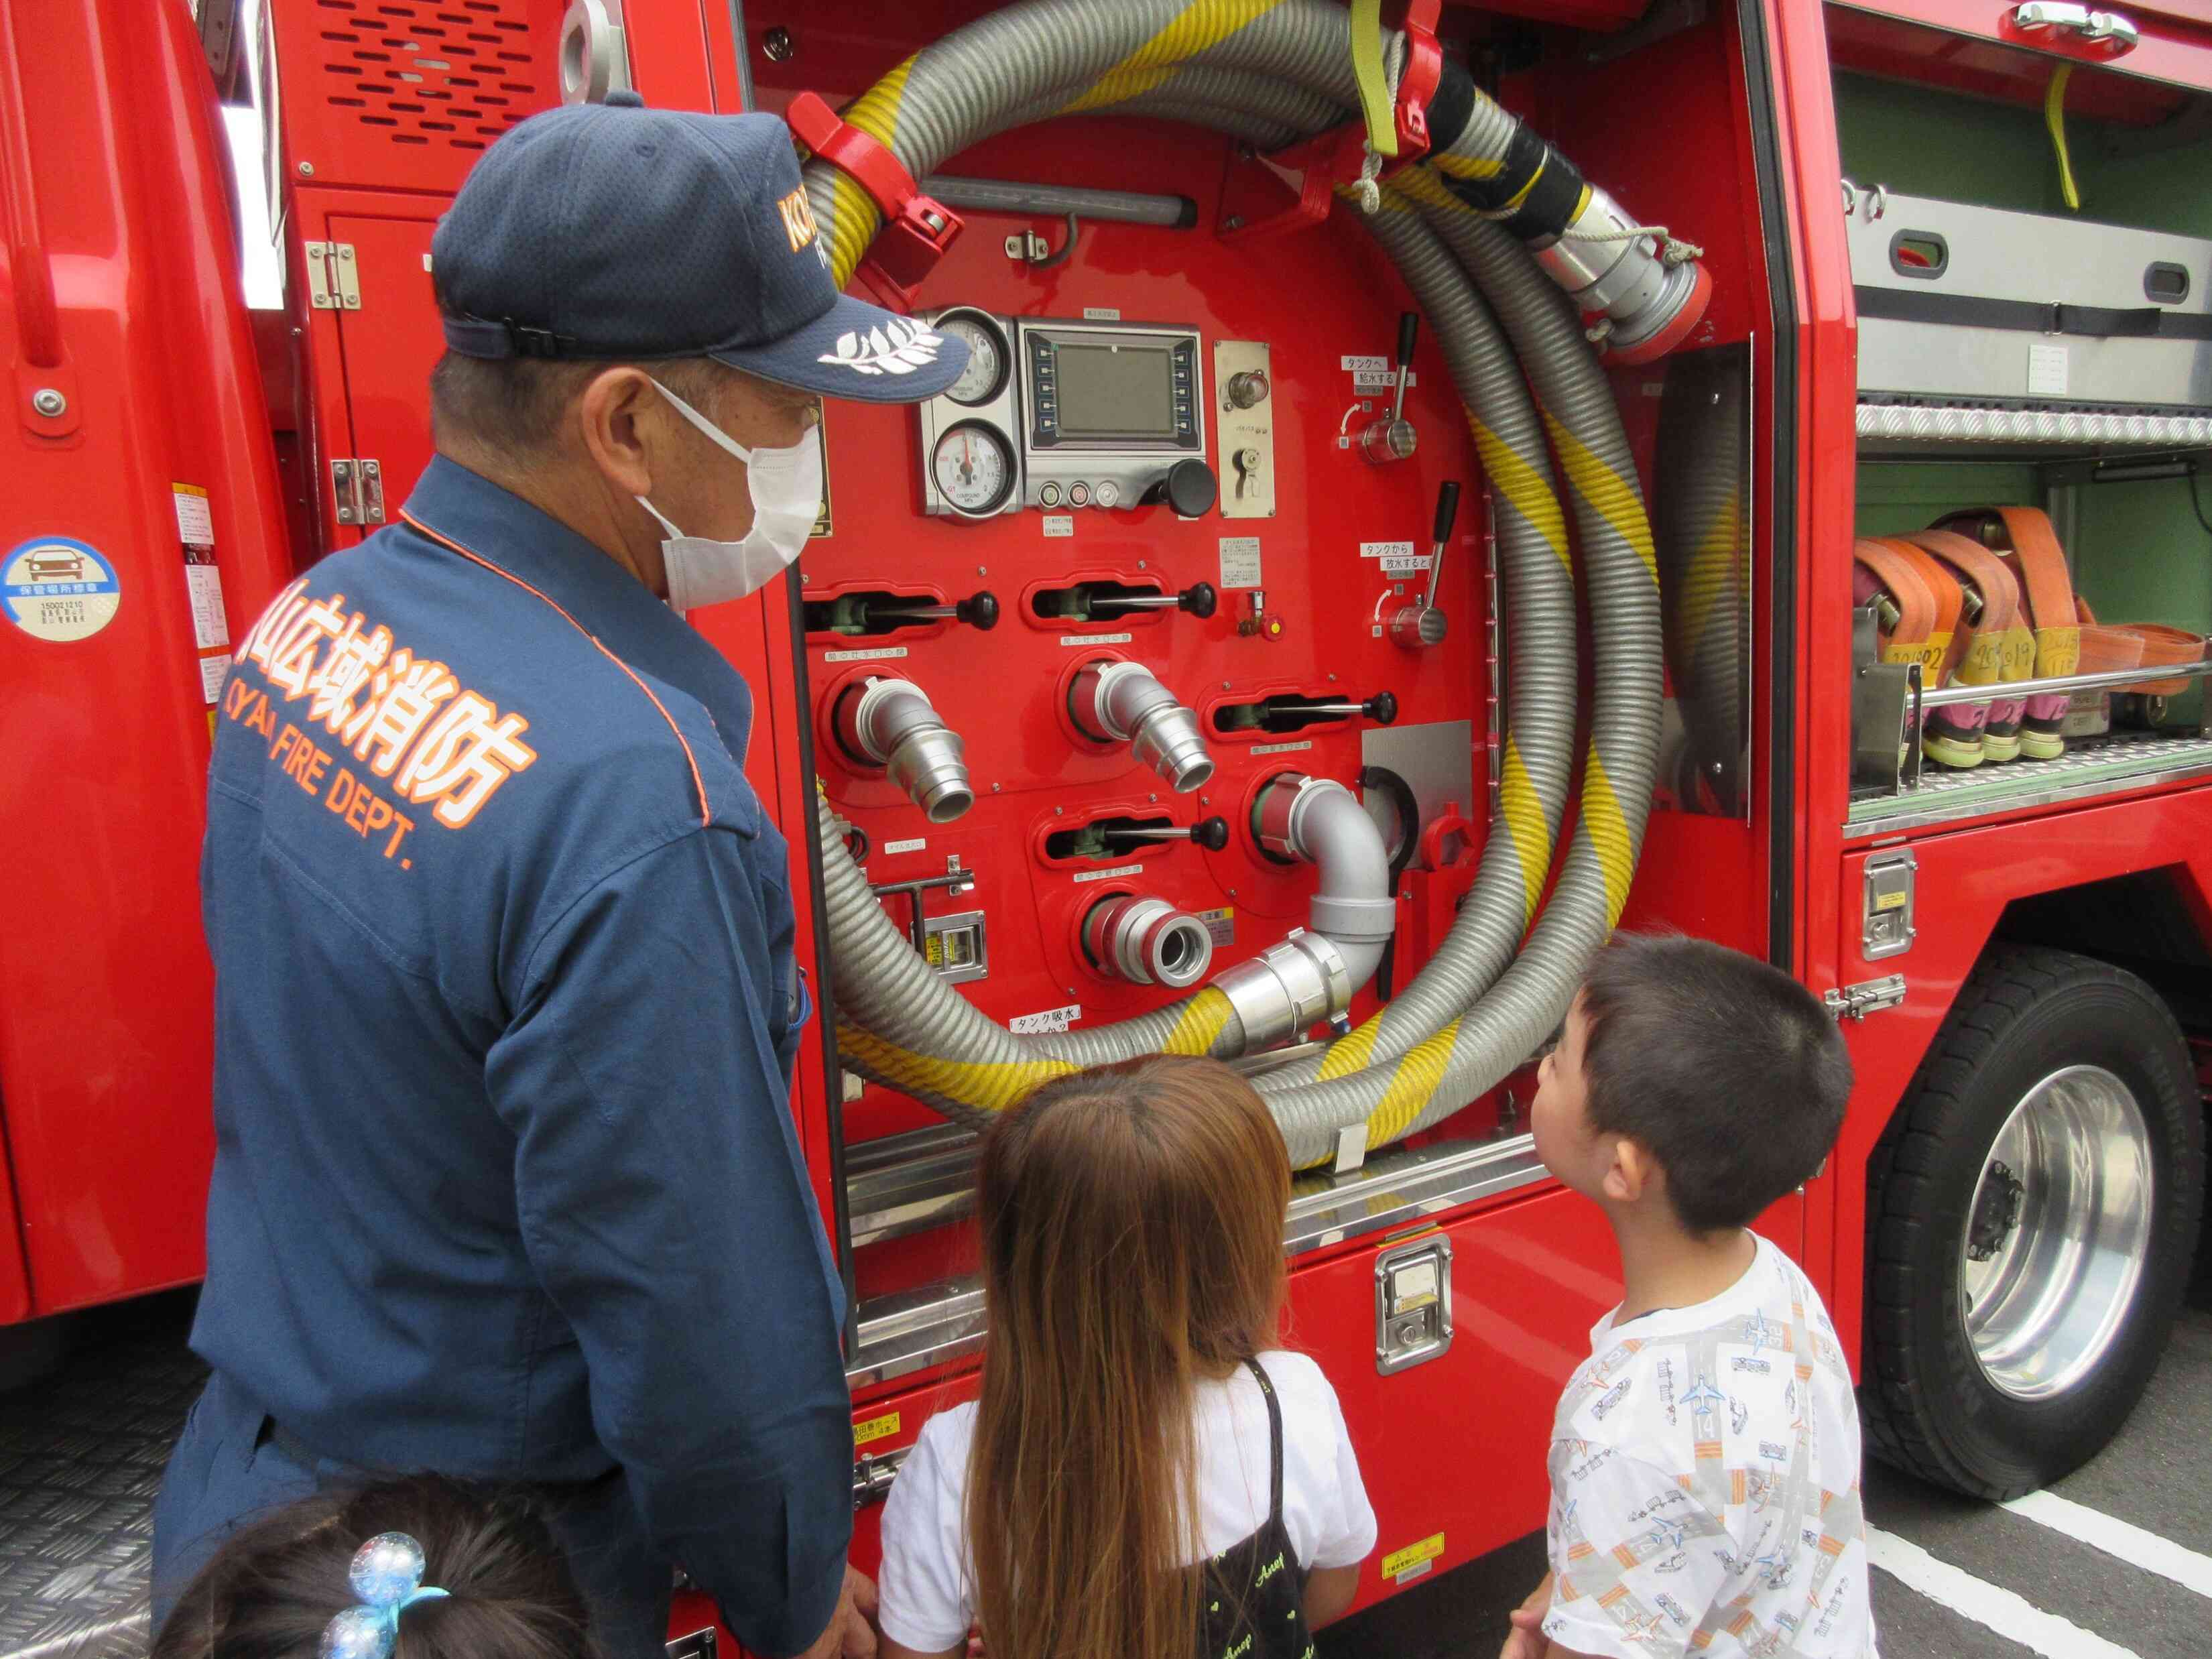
[{"x1": 1318, "y1": 1229, "x2": 2212, "y2": 1659}]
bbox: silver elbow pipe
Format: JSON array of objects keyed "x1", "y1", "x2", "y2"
[
  {"x1": 1255, "y1": 774, "x2": 1396, "y2": 992},
  {"x1": 1072, "y1": 660, "x2": 1215, "y2": 792},
  {"x1": 835, "y1": 677, "x2": 975, "y2": 824},
  {"x1": 1082, "y1": 894, "x2": 1215, "y2": 989}
]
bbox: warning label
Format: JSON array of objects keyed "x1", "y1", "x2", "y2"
[{"x1": 172, "y1": 483, "x2": 215, "y2": 548}]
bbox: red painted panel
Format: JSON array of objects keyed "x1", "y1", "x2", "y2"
[{"x1": 0, "y1": 0, "x2": 293, "y2": 1315}]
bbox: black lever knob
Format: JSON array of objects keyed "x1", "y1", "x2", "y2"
[
  {"x1": 957, "y1": 590, "x2": 999, "y2": 630},
  {"x1": 1432, "y1": 481, "x2": 1461, "y2": 546},
  {"x1": 1365, "y1": 690, "x2": 1399, "y2": 726},
  {"x1": 1192, "y1": 814, "x2": 1230, "y2": 852},
  {"x1": 1142, "y1": 458, "x2": 1218, "y2": 518},
  {"x1": 1181, "y1": 582, "x2": 1217, "y2": 619}
]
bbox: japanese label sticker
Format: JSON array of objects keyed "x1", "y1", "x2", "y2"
[
  {"x1": 2027, "y1": 341, "x2": 2069, "y2": 399},
  {"x1": 172, "y1": 483, "x2": 215, "y2": 547},
  {"x1": 1198, "y1": 905, "x2": 1235, "y2": 947},
  {"x1": 854, "y1": 1410, "x2": 901, "y2": 1447},
  {"x1": 1219, "y1": 535, "x2": 1262, "y2": 589},
  {"x1": 185, "y1": 561, "x2": 231, "y2": 652},
  {"x1": 1010, "y1": 1003, "x2": 1083, "y2": 1034},
  {"x1": 1353, "y1": 368, "x2": 1415, "y2": 392},
  {"x1": 198, "y1": 654, "x2": 232, "y2": 704},
  {"x1": 4, "y1": 536, "x2": 120, "y2": 642},
  {"x1": 881, "y1": 837, "x2": 927, "y2": 855},
  {"x1": 1383, "y1": 1532, "x2": 1445, "y2": 1585}
]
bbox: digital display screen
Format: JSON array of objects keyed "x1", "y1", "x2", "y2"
[{"x1": 1052, "y1": 343, "x2": 1176, "y2": 438}]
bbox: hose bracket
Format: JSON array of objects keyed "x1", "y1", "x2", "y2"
[
  {"x1": 1217, "y1": 1, "x2": 1442, "y2": 245},
  {"x1": 786, "y1": 90, "x2": 963, "y2": 310}
]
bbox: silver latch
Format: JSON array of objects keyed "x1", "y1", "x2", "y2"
[
  {"x1": 853, "y1": 1443, "x2": 912, "y2": 1507},
  {"x1": 330, "y1": 458, "x2": 385, "y2": 526},
  {"x1": 1374, "y1": 1235, "x2": 1453, "y2": 1375},
  {"x1": 1861, "y1": 849, "x2": 1916, "y2": 961},
  {"x1": 1825, "y1": 973, "x2": 1908, "y2": 1021},
  {"x1": 2012, "y1": 3, "x2": 2140, "y2": 54},
  {"x1": 302, "y1": 241, "x2": 361, "y2": 311}
]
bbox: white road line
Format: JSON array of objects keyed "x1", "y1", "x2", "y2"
[
  {"x1": 1866, "y1": 1526, "x2": 2142, "y2": 1659},
  {"x1": 2002, "y1": 1487, "x2": 2212, "y2": 1601}
]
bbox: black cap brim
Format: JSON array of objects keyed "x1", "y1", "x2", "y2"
[{"x1": 709, "y1": 292, "x2": 970, "y2": 404}]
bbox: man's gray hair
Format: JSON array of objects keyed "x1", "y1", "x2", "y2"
[{"x1": 427, "y1": 353, "x2": 734, "y2": 460}]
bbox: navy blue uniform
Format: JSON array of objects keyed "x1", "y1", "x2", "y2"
[{"x1": 153, "y1": 457, "x2": 850, "y2": 1658}]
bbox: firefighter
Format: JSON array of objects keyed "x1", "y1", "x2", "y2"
[{"x1": 151, "y1": 93, "x2": 969, "y2": 1659}]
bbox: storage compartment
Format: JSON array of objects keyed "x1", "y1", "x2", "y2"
[{"x1": 1834, "y1": 9, "x2": 2212, "y2": 832}]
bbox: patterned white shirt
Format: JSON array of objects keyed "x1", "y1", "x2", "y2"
[{"x1": 1542, "y1": 1235, "x2": 1878, "y2": 1658}]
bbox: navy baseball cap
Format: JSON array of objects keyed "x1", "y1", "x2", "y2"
[{"x1": 431, "y1": 91, "x2": 967, "y2": 404}]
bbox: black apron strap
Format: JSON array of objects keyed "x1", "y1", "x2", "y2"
[{"x1": 1243, "y1": 1357, "x2": 1285, "y2": 1523}]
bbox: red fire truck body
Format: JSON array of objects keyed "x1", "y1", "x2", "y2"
[{"x1": 5, "y1": 0, "x2": 2211, "y2": 1648}]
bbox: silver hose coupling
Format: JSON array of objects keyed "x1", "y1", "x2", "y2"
[
  {"x1": 1213, "y1": 928, "x2": 1351, "y2": 1052},
  {"x1": 1071, "y1": 660, "x2": 1215, "y2": 792},
  {"x1": 1531, "y1": 183, "x2": 1709, "y2": 364},
  {"x1": 1081, "y1": 894, "x2": 1216, "y2": 989},
  {"x1": 835, "y1": 676, "x2": 975, "y2": 824}
]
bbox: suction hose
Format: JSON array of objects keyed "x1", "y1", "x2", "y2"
[{"x1": 808, "y1": 0, "x2": 1672, "y2": 1158}]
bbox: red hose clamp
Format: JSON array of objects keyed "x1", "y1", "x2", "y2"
[
  {"x1": 784, "y1": 90, "x2": 963, "y2": 311},
  {"x1": 1394, "y1": 0, "x2": 1444, "y2": 157}
]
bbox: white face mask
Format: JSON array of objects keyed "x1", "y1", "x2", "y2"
[{"x1": 636, "y1": 375, "x2": 822, "y2": 614}]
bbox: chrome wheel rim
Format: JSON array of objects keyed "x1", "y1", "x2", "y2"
[{"x1": 1960, "y1": 1064, "x2": 2154, "y2": 1401}]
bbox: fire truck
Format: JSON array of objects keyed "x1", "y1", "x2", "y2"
[{"x1": 4, "y1": 0, "x2": 2211, "y2": 1650}]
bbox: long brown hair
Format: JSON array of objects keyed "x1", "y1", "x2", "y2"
[{"x1": 967, "y1": 1054, "x2": 1292, "y2": 1659}]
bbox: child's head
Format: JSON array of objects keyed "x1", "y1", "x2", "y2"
[
  {"x1": 1532, "y1": 934, "x2": 1853, "y2": 1236},
  {"x1": 153, "y1": 1475, "x2": 597, "y2": 1659},
  {"x1": 969, "y1": 1054, "x2": 1290, "y2": 1659}
]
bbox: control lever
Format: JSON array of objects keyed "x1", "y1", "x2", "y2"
[
  {"x1": 1102, "y1": 815, "x2": 1231, "y2": 851},
  {"x1": 826, "y1": 589, "x2": 1000, "y2": 633},
  {"x1": 1359, "y1": 312, "x2": 1420, "y2": 465},
  {"x1": 1276, "y1": 690, "x2": 1400, "y2": 725},
  {"x1": 1087, "y1": 582, "x2": 1218, "y2": 619},
  {"x1": 1390, "y1": 482, "x2": 1463, "y2": 650}
]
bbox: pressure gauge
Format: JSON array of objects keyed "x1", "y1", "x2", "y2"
[
  {"x1": 938, "y1": 312, "x2": 1009, "y2": 406},
  {"x1": 932, "y1": 422, "x2": 1016, "y2": 517}
]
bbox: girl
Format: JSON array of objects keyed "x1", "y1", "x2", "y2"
[
  {"x1": 877, "y1": 1054, "x2": 1376, "y2": 1659},
  {"x1": 152, "y1": 1473, "x2": 598, "y2": 1659}
]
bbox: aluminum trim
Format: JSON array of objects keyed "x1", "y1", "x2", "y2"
[
  {"x1": 1848, "y1": 739, "x2": 2212, "y2": 835},
  {"x1": 1857, "y1": 402, "x2": 2212, "y2": 447}
]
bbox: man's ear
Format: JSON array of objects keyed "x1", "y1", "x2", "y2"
[
  {"x1": 574, "y1": 366, "x2": 662, "y2": 499},
  {"x1": 1601, "y1": 1136, "x2": 1658, "y2": 1206}
]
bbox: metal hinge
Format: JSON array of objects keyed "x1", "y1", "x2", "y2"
[
  {"x1": 1825, "y1": 973, "x2": 1907, "y2": 1021},
  {"x1": 853, "y1": 1443, "x2": 912, "y2": 1507},
  {"x1": 330, "y1": 458, "x2": 385, "y2": 526},
  {"x1": 303, "y1": 241, "x2": 361, "y2": 310}
]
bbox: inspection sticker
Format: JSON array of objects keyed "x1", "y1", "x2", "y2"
[
  {"x1": 1383, "y1": 1532, "x2": 1446, "y2": 1585},
  {"x1": 2028, "y1": 341, "x2": 2069, "y2": 398},
  {"x1": 1011, "y1": 1003, "x2": 1083, "y2": 1034},
  {"x1": 198, "y1": 654, "x2": 232, "y2": 704},
  {"x1": 4, "y1": 536, "x2": 119, "y2": 643},
  {"x1": 854, "y1": 1411, "x2": 901, "y2": 1447},
  {"x1": 822, "y1": 644, "x2": 908, "y2": 662},
  {"x1": 1071, "y1": 863, "x2": 1144, "y2": 884},
  {"x1": 1219, "y1": 534, "x2": 1262, "y2": 589}
]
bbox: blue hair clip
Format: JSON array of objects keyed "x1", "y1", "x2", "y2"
[{"x1": 320, "y1": 1533, "x2": 451, "y2": 1659}]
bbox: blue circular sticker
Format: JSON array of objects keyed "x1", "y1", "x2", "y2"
[{"x1": 3, "y1": 536, "x2": 120, "y2": 642}]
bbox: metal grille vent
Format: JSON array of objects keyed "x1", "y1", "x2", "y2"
[{"x1": 310, "y1": 0, "x2": 552, "y2": 156}]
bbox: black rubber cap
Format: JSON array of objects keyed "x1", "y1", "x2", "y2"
[{"x1": 1164, "y1": 458, "x2": 1217, "y2": 517}]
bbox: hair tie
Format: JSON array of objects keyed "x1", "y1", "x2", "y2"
[{"x1": 320, "y1": 1533, "x2": 451, "y2": 1659}]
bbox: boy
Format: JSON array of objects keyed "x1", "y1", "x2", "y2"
[{"x1": 1502, "y1": 935, "x2": 1876, "y2": 1659}]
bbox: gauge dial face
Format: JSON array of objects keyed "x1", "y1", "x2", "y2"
[
  {"x1": 932, "y1": 423, "x2": 1015, "y2": 516},
  {"x1": 938, "y1": 314, "x2": 1008, "y2": 406}
]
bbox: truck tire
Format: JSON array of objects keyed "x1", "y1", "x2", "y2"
[{"x1": 1861, "y1": 944, "x2": 2205, "y2": 1499}]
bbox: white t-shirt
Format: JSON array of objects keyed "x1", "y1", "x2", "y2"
[
  {"x1": 877, "y1": 1349, "x2": 1377, "y2": 1654},
  {"x1": 1542, "y1": 1235, "x2": 1879, "y2": 1659}
]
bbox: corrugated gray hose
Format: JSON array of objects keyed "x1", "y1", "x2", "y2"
[{"x1": 810, "y1": 0, "x2": 1665, "y2": 1162}]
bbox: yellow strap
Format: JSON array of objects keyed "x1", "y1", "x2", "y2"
[
  {"x1": 2045, "y1": 64, "x2": 2081, "y2": 213},
  {"x1": 1349, "y1": 0, "x2": 1397, "y2": 160}
]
